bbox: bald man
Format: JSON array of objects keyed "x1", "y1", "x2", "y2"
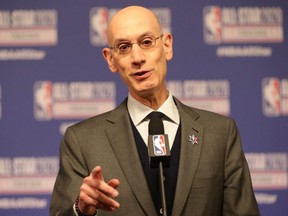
[{"x1": 50, "y1": 6, "x2": 260, "y2": 216}]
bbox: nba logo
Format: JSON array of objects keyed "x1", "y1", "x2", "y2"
[
  {"x1": 34, "y1": 81, "x2": 53, "y2": 120},
  {"x1": 152, "y1": 135, "x2": 166, "y2": 155},
  {"x1": 203, "y1": 6, "x2": 222, "y2": 44},
  {"x1": 90, "y1": 7, "x2": 109, "y2": 46},
  {"x1": 262, "y1": 78, "x2": 281, "y2": 117}
]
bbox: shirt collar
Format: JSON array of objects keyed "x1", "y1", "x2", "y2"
[{"x1": 127, "y1": 91, "x2": 179, "y2": 126}]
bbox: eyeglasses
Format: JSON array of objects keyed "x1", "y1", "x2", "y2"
[{"x1": 110, "y1": 34, "x2": 163, "y2": 55}]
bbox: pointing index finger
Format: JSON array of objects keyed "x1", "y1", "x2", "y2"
[{"x1": 91, "y1": 166, "x2": 104, "y2": 181}]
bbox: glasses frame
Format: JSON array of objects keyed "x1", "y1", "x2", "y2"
[{"x1": 110, "y1": 34, "x2": 163, "y2": 55}]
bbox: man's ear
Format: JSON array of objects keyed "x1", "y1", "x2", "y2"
[
  {"x1": 163, "y1": 33, "x2": 173, "y2": 61},
  {"x1": 102, "y1": 48, "x2": 118, "y2": 73}
]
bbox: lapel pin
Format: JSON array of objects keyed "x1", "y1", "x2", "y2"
[{"x1": 189, "y1": 134, "x2": 198, "y2": 145}]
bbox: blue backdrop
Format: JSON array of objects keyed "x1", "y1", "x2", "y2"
[{"x1": 0, "y1": 1, "x2": 287, "y2": 215}]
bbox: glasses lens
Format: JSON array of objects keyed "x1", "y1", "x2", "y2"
[
  {"x1": 139, "y1": 36, "x2": 156, "y2": 49},
  {"x1": 115, "y1": 42, "x2": 132, "y2": 54}
]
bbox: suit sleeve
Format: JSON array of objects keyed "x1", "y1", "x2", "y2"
[
  {"x1": 50, "y1": 127, "x2": 89, "y2": 216},
  {"x1": 222, "y1": 119, "x2": 260, "y2": 216}
]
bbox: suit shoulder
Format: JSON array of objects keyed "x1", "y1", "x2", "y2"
[
  {"x1": 68, "y1": 110, "x2": 113, "y2": 133},
  {"x1": 66, "y1": 99, "x2": 128, "y2": 134},
  {"x1": 181, "y1": 103, "x2": 235, "y2": 125},
  {"x1": 195, "y1": 107, "x2": 231, "y2": 120},
  {"x1": 175, "y1": 96, "x2": 233, "y2": 123}
]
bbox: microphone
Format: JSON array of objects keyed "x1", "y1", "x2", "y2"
[
  {"x1": 148, "y1": 112, "x2": 171, "y2": 168},
  {"x1": 147, "y1": 112, "x2": 170, "y2": 216}
]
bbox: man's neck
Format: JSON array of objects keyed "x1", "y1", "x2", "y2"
[{"x1": 129, "y1": 89, "x2": 169, "y2": 110}]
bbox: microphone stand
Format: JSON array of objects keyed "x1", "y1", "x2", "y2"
[{"x1": 159, "y1": 161, "x2": 167, "y2": 216}]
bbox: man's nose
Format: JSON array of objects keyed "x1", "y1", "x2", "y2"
[{"x1": 130, "y1": 44, "x2": 146, "y2": 64}]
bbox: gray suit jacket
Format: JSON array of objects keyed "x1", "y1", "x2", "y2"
[{"x1": 50, "y1": 97, "x2": 260, "y2": 216}]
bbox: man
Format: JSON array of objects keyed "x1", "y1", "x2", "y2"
[{"x1": 50, "y1": 5, "x2": 260, "y2": 216}]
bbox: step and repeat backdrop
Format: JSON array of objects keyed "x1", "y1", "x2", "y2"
[{"x1": 0, "y1": 0, "x2": 287, "y2": 215}]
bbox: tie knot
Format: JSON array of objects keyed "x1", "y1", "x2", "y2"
[
  {"x1": 148, "y1": 111, "x2": 164, "y2": 134},
  {"x1": 149, "y1": 111, "x2": 164, "y2": 120}
]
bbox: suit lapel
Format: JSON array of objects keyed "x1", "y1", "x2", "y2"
[
  {"x1": 105, "y1": 101, "x2": 157, "y2": 216},
  {"x1": 172, "y1": 99, "x2": 204, "y2": 216}
]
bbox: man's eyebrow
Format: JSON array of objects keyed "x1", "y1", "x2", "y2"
[
  {"x1": 113, "y1": 38, "x2": 130, "y2": 44},
  {"x1": 113, "y1": 32, "x2": 156, "y2": 44}
]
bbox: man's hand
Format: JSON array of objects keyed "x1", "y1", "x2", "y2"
[{"x1": 78, "y1": 166, "x2": 120, "y2": 214}]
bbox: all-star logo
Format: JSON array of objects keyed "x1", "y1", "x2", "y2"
[{"x1": 189, "y1": 134, "x2": 198, "y2": 145}]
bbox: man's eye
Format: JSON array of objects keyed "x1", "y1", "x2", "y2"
[
  {"x1": 140, "y1": 38, "x2": 153, "y2": 47},
  {"x1": 118, "y1": 43, "x2": 131, "y2": 51}
]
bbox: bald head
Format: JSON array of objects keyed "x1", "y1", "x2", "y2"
[
  {"x1": 107, "y1": 6, "x2": 162, "y2": 44},
  {"x1": 102, "y1": 5, "x2": 173, "y2": 105}
]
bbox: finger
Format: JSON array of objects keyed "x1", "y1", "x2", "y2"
[
  {"x1": 82, "y1": 175, "x2": 119, "y2": 203},
  {"x1": 96, "y1": 179, "x2": 119, "y2": 198},
  {"x1": 93, "y1": 190, "x2": 120, "y2": 209},
  {"x1": 91, "y1": 166, "x2": 104, "y2": 181},
  {"x1": 80, "y1": 184, "x2": 119, "y2": 210},
  {"x1": 108, "y1": 179, "x2": 120, "y2": 191},
  {"x1": 78, "y1": 193, "x2": 98, "y2": 211}
]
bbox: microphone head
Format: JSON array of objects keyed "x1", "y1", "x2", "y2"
[
  {"x1": 148, "y1": 111, "x2": 170, "y2": 168},
  {"x1": 148, "y1": 134, "x2": 170, "y2": 168}
]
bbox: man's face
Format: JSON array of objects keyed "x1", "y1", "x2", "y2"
[{"x1": 103, "y1": 8, "x2": 173, "y2": 99}]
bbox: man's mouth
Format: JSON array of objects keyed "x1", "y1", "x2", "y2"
[
  {"x1": 134, "y1": 71, "x2": 147, "y2": 76},
  {"x1": 131, "y1": 70, "x2": 152, "y2": 80}
]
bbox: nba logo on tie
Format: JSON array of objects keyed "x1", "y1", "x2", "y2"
[{"x1": 152, "y1": 135, "x2": 166, "y2": 155}]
